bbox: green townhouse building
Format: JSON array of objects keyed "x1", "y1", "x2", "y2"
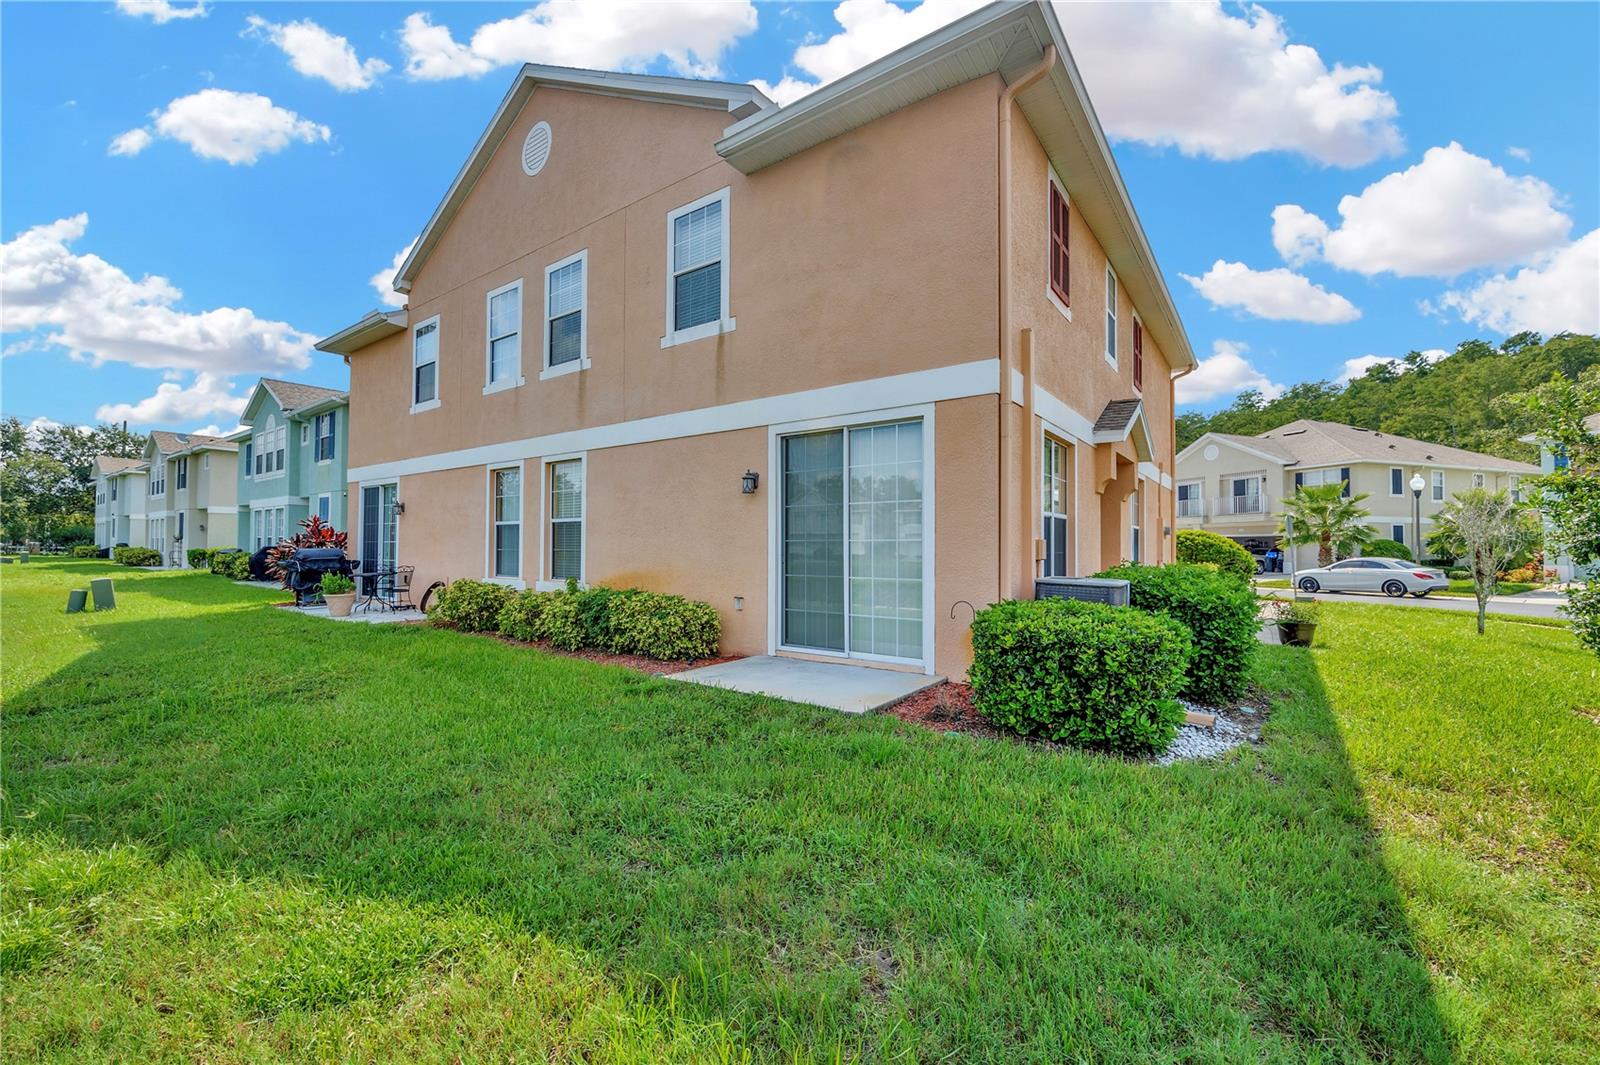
[{"x1": 234, "y1": 378, "x2": 351, "y2": 551}]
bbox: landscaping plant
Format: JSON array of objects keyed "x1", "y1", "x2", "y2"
[
  {"x1": 70, "y1": 545, "x2": 99, "y2": 559},
  {"x1": 1097, "y1": 562, "x2": 1259, "y2": 705},
  {"x1": 1428, "y1": 488, "x2": 1538, "y2": 635},
  {"x1": 1362, "y1": 537, "x2": 1413, "y2": 561},
  {"x1": 264, "y1": 516, "x2": 350, "y2": 587},
  {"x1": 318, "y1": 572, "x2": 356, "y2": 596},
  {"x1": 111, "y1": 546, "x2": 161, "y2": 567},
  {"x1": 432, "y1": 579, "x2": 514, "y2": 633},
  {"x1": 1279, "y1": 481, "x2": 1374, "y2": 567},
  {"x1": 1174, "y1": 528, "x2": 1256, "y2": 581},
  {"x1": 969, "y1": 598, "x2": 1190, "y2": 753}
]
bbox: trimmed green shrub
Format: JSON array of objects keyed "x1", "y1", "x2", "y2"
[
  {"x1": 1447, "y1": 568, "x2": 1471, "y2": 581},
  {"x1": 571, "y1": 586, "x2": 639, "y2": 650},
  {"x1": 1175, "y1": 529, "x2": 1256, "y2": 582},
  {"x1": 1363, "y1": 538, "x2": 1412, "y2": 561},
  {"x1": 186, "y1": 547, "x2": 219, "y2": 569},
  {"x1": 112, "y1": 546, "x2": 161, "y2": 567},
  {"x1": 210, "y1": 550, "x2": 240, "y2": 575},
  {"x1": 222, "y1": 553, "x2": 252, "y2": 580},
  {"x1": 432, "y1": 579, "x2": 513, "y2": 633},
  {"x1": 607, "y1": 591, "x2": 721, "y2": 660},
  {"x1": 70, "y1": 545, "x2": 99, "y2": 559},
  {"x1": 496, "y1": 590, "x2": 558, "y2": 642},
  {"x1": 1096, "y1": 563, "x2": 1258, "y2": 705},
  {"x1": 969, "y1": 598, "x2": 1190, "y2": 753}
]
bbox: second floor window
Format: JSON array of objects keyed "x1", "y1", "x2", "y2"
[
  {"x1": 315, "y1": 413, "x2": 336, "y2": 462},
  {"x1": 1048, "y1": 182, "x2": 1069, "y2": 306},
  {"x1": 545, "y1": 252, "x2": 586, "y2": 371},
  {"x1": 1472, "y1": 472, "x2": 1485, "y2": 488},
  {"x1": 486, "y1": 282, "x2": 521, "y2": 388},
  {"x1": 110, "y1": 481, "x2": 117, "y2": 502},
  {"x1": 1104, "y1": 267, "x2": 1118, "y2": 366},
  {"x1": 176, "y1": 457, "x2": 188, "y2": 490},
  {"x1": 668, "y1": 189, "x2": 728, "y2": 339},
  {"x1": 1177, "y1": 481, "x2": 1202, "y2": 518},
  {"x1": 1390, "y1": 467, "x2": 1403, "y2": 495},
  {"x1": 1132, "y1": 316, "x2": 1144, "y2": 391},
  {"x1": 414, "y1": 317, "x2": 439, "y2": 408},
  {"x1": 243, "y1": 442, "x2": 253, "y2": 477},
  {"x1": 1432, "y1": 470, "x2": 1445, "y2": 501}
]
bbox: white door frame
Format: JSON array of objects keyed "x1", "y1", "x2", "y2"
[{"x1": 766, "y1": 403, "x2": 936, "y2": 674}]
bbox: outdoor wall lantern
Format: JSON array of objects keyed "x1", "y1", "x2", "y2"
[
  {"x1": 741, "y1": 470, "x2": 760, "y2": 494},
  {"x1": 393, "y1": 500, "x2": 406, "y2": 516}
]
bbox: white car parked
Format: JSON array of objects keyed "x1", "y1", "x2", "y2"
[{"x1": 1294, "y1": 558, "x2": 1449, "y2": 598}]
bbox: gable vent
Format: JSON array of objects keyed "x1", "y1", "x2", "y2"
[{"x1": 521, "y1": 121, "x2": 552, "y2": 176}]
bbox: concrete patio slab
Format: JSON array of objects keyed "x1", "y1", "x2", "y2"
[
  {"x1": 668, "y1": 655, "x2": 942, "y2": 714},
  {"x1": 286, "y1": 604, "x2": 426, "y2": 625}
]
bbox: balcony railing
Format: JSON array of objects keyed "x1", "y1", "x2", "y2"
[{"x1": 1215, "y1": 493, "x2": 1273, "y2": 517}]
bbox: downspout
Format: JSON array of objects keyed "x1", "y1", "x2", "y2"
[{"x1": 997, "y1": 43, "x2": 1056, "y2": 600}]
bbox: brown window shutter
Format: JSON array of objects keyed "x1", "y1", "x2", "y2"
[
  {"x1": 1049, "y1": 184, "x2": 1070, "y2": 306},
  {"x1": 1132, "y1": 318, "x2": 1144, "y2": 390}
]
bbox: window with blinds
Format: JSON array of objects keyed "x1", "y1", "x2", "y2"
[
  {"x1": 486, "y1": 282, "x2": 521, "y2": 387},
  {"x1": 665, "y1": 189, "x2": 731, "y2": 344},
  {"x1": 545, "y1": 253, "x2": 585, "y2": 370},
  {"x1": 548, "y1": 459, "x2": 584, "y2": 582},
  {"x1": 413, "y1": 318, "x2": 439, "y2": 407}
]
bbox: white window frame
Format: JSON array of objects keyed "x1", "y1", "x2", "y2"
[
  {"x1": 255, "y1": 418, "x2": 285, "y2": 481},
  {"x1": 484, "y1": 463, "x2": 526, "y2": 587},
  {"x1": 541, "y1": 250, "x2": 590, "y2": 380},
  {"x1": 1104, "y1": 265, "x2": 1118, "y2": 368},
  {"x1": 536, "y1": 452, "x2": 587, "y2": 591},
  {"x1": 300, "y1": 424, "x2": 310, "y2": 445},
  {"x1": 1472, "y1": 472, "x2": 1485, "y2": 489},
  {"x1": 1045, "y1": 166, "x2": 1072, "y2": 322},
  {"x1": 411, "y1": 314, "x2": 441, "y2": 414},
  {"x1": 243, "y1": 441, "x2": 253, "y2": 479},
  {"x1": 176, "y1": 456, "x2": 188, "y2": 490},
  {"x1": 1390, "y1": 466, "x2": 1403, "y2": 496},
  {"x1": 316, "y1": 493, "x2": 333, "y2": 525},
  {"x1": 1130, "y1": 489, "x2": 1142, "y2": 563},
  {"x1": 1041, "y1": 433, "x2": 1072, "y2": 577},
  {"x1": 1176, "y1": 479, "x2": 1203, "y2": 518},
  {"x1": 661, "y1": 186, "x2": 735, "y2": 349},
  {"x1": 314, "y1": 412, "x2": 335, "y2": 464},
  {"x1": 483, "y1": 279, "x2": 525, "y2": 395},
  {"x1": 1431, "y1": 470, "x2": 1445, "y2": 502},
  {"x1": 1391, "y1": 523, "x2": 1406, "y2": 545}
]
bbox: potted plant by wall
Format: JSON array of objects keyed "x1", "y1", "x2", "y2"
[
  {"x1": 320, "y1": 572, "x2": 358, "y2": 618},
  {"x1": 1272, "y1": 598, "x2": 1320, "y2": 647}
]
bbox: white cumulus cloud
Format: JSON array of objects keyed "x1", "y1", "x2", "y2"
[
  {"x1": 116, "y1": 89, "x2": 331, "y2": 165},
  {"x1": 1434, "y1": 229, "x2": 1600, "y2": 336},
  {"x1": 245, "y1": 15, "x2": 389, "y2": 92},
  {"x1": 400, "y1": 2, "x2": 759, "y2": 81},
  {"x1": 1181, "y1": 260, "x2": 1360, "y2": 324},
  {"x1": 0, "y1": 213, "x2": 315, "y2": 376},
  {"x1": 1335, "y1": 348, "x2": 1446, "y2": 384},
  {"x1": 1277, "y1": 142, "x2": 1571, "y2": 277},
  {"x1": 370, "y1": 241, "x2": 415, "y2": 308},
  {"x1": 116, "y1": 0, "x2": 208, "y2": 24},
  {"x1": 1270, "y1": 204, "x2": 1329, "y2": 267},
  {"x1": 95, "y1": 371, "x2": 248, "y2": 427},
  {"x1": 107, "y1": 127, "x2": 153, "y2": 157},
  {"x1": 1175, "y1": 340, "x2": 1286, "y2": 405},
  {"x1": 755, "y1": 1, "x2": 1401, "y2": 165}
]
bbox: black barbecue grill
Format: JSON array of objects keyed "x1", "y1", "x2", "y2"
[{"x1": 281, "y1": 547, "x2": 354, "y2": 606}]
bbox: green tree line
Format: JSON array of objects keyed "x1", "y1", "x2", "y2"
[
  {"x1": 1, "y1": 416, "x2": 148, "y2": 546},
  {"x1": 1177, "y1": 332, "x2": 1600, "y2": 460}
]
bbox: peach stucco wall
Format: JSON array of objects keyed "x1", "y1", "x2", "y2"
[{"x1": 348, "y1": 78, "x2": 999, "y2": 471}]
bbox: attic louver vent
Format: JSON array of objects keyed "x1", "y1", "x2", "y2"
[{"x1": 521, "y1": 121, "x2": 552, "y2": 177}]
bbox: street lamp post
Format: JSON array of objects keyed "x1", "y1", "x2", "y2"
[{"x1": 1409, "y1": 472, "x2": 1426, "y2": 560}]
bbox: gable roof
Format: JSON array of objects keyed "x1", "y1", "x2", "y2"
[
  {"x1": 1255, "y1": 420, "x2": 1535, "y2": 472},
  {"x1": 242, "y1": 377, "x2": 350, "y2": 422},
  {"x1": 316, "y1": 309, "x2": 408, "y2": 357},
  {"x1": 391, "y1": 67, "x2": 769, "y2": 297},
  {"x1": 93, "y1": 454, "x2": 145, "y2": 476},
  {"x1": 148, "y1": 430, "x2": 236, "y2": 457},
  {"x1": 716, "y1": 0, "x2": 1194, "y2": 373},
  {"x1": 1089, "y1": 398, "x2": 1153, "y2": 460}
]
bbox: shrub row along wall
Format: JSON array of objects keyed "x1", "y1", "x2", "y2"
[
  {"x1": 435, "y1": 579, "x2": 721, "y2": 662},
  {"x1": 112, "y1": 546, "x2": 161, "y2": 567}
]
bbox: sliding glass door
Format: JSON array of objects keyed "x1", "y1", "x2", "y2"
[
  {"x1": 360, "y1": 484, "x2": 397, "y2": 573},
  {"x1": 781, "y1": 419, "x2": 924, "y2": 663}
]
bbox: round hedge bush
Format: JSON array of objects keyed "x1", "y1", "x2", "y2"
[
  {"x1": 969, "y1": 598, "x2": 1191, "y2": 754},
  {"x1": 1096, "y1": 562, "x2": 1259, "y2": 706},
  {"x1": 1175, "y1": 529, "x2": 1256, "y2": 582},
  {"x1": 1362, "y1": 538, "x2": 1413, "y2": 561},
  {"x1": 433, "y1": 579, "x2": 514, "y2": 633}
]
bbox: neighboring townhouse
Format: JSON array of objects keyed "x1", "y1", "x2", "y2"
[
  {"x1": 142, "y1": 431, "x2": 239, "y2": 565},
  {"x1": 1176, "y1": 419, "x2": 1537, "y2": 568},
  {"x1": 1525, "y1": 410, "x2": 1599, "y2": 581},
  {"x1": 235, "y1": 378, "x2": 350, "y2": 552},
  {"x1": 92, "y1": 455, "x2": 148, "y2": 549},
  {"x1": 315, "y1": 1, "x2": 1195, "y2": 677}
]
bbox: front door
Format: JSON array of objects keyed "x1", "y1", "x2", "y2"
[{"x1": 780, "y1": 419, "x2": 925, "y2": 664}]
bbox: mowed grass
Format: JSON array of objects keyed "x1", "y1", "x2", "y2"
[{"x1": 3, "y1": 561, "x2": 1597, "y2": 1062}]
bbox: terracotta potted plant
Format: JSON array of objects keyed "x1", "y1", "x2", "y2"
[
  {"x1": 320, "y1": 571, "x2": 358, "y2": 618},
  {"x1": 1273, "y1": 597, "x2": 1320, "y2": 647}
]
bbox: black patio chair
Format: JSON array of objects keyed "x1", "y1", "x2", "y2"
[{"x1": 386, "y1": 566, "x2": 416, "y2": 611}]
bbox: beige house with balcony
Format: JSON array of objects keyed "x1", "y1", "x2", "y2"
[
  {"x1": 92, "y1": 455, "x2": 148, "y2": 549},
  {"x1": 316, "y1": 1, "x2": 1196, "y2": 678},
  {"x1": 1176, "y1": 419, "x2": 1537, "y2": 568},
  {"x1": 142, "y1": 431, "x2": 239, "y2": 565}
]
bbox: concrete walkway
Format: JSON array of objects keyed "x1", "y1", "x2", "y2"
[
  {"x1": 668, "y1": 655, "x2": 943, "y2": 714},
  {"x1": 1257, "y1": 586, "x2": 1566, "y2": 620},
  {"x1": 286, "y1": 603, "x2": 426, "y2": 624}
]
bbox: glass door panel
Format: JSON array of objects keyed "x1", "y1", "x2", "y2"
[
  {"x1": 847, "y1": 421, "x2": 923, "y2": 660},
  {"x1": 782, "y1": 431, "x2": 845, "y2": 651}
]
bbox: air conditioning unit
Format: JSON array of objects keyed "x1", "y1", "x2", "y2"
[{"x1": 1034, "y1": 577, "x2": 1131, "y2": 607}]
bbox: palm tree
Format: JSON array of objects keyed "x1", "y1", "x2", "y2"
[{"x1": 1280, "y1": 482, "x2": 1374, "y2": 568}]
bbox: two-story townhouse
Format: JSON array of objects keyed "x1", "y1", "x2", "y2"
[
  {"x1": 142, "y1": 430, "x2": 239, "y2": 565},
  {"x1": 1176, "y1": 419, "x2": 1537, "y2": 568},
  {"x1": 315, "y1": 1, "x2": 1195, "y2": 678},
  {"x1": 234, "y1": 378, "x2": 351, "y2": 551},
  {"x1": 1524, "y1": 410, "x2": 1599, "y2": 581},
  {"x1": 92, "y1": 455, "x2": 148, "y2": 549}
]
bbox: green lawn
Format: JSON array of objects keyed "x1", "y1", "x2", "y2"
[{"x1": 3, "y1": 561, "x2": 1597, "y2": 1063}]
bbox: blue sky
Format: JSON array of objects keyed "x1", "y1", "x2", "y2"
[{"x1": 3, "y1": 1, "x2": 1596, "y2": 434}]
